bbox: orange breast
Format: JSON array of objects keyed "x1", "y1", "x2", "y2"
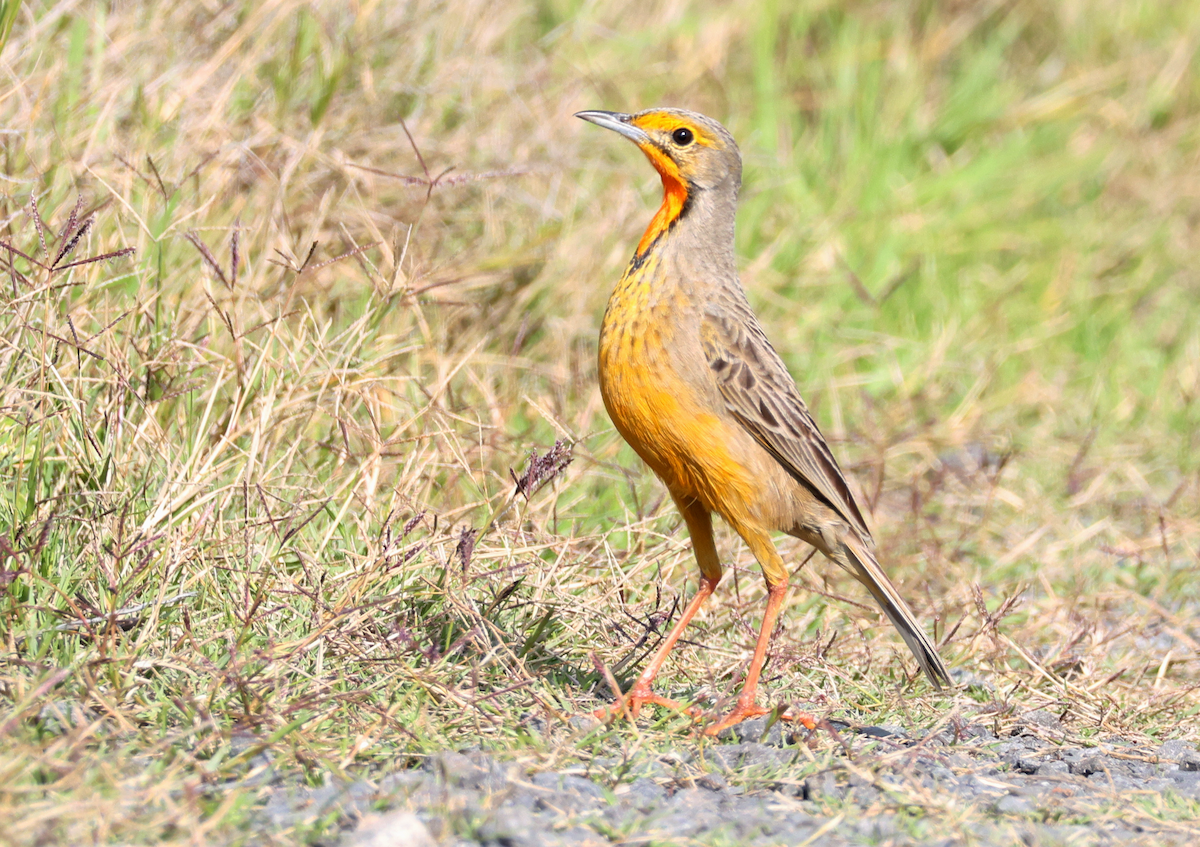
[{"x1": 599, "y1": 297, "x2": 754, "y2": 516}]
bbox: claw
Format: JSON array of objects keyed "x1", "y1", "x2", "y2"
[
  {"x1": 592, "y1": 689, "x2": 704, "y2": 723},
  {"x1": 703, "y1": 701, "x2": 819, "y2": 735}
]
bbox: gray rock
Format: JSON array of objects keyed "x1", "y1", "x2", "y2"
[
  {"x1": 349, "y1": 810, "x2": 436, "y2": 847},
  {"x1": 853, "y1": 814, "x2": 901, "y2": 841},
  {"x1": 993, "y1": 794, "x2": 1034, "y2": 815},
  {"x1": 1058, "y1": 747, "x2": 1085, "y2": 765},
  {"x1": 376, "y1": 770, "x2": 430, "y2": 797},
  {"x1": 645, "y1": 810, "x2": 725, "y2": 839},
  {"x1": 846, "y1": 783, "x2": 882, "y2": 806},
  {"x1": 998, "y1": 737, "x2": 1047, "y2": 759},
  {"x1": 1094, "y1": 773, "x2": 1140, "y2": 791},
  {"x1": 667, "y1": 787, "x2": 711, "y2": 810},
  {"x1": 1157, "y1": 739, "x2": 1197, "y2": 766},
  {"x1": 922, "y1": 728, "x2": 956, "y2": 747},
  {"x1": 623, "y1": 778, "x2": 666, "y2": 810},
  {"x1": 777, "y1": 813, "x2": 820, "y2": 845},
  {"x1": 531, "y1": 772, "x2": 606, "y2": 798},
  {"x1": 716, "y1": 716, "x2": 785, "y2": 746},
  {"x1": 706, "y1": 741, "x2": 792, "y2": 772},
  {"x1": 803, "y1": 772, "x2": 842, "y2": 801},
  {"x1": 657, "y1": 749, "x2": 694, "y2": 767},
  {"x1": 1125, "y1": 760, "x2": 1155, "y2": 778},
  {"x1": 427, "y1": 752, "x2": 515, "y2": 792},
  {"x1": 1070, "y1": 753, "x2": 1104, "y2": 777},
  {"x1": 477, "y1": 805, "x2": 536, "y2": 845},
  {"x1": 694, "y1": 771, "x2": 729, "y2": 792},
  {"x1": 569, "y1": 715, "x2": 603, "y2": 732},
  {"x1": 1169, "y1": 770, "x2": 1200, "y2": 799},
  {"x1": 553, "y1": 826, "x2": 607, "y2": 847},
  {"x1": 529, "y1": 772, "x2": 607, "y2": 813},
  {"x1": 624, "y1": 753, "x2": 672, "y2": 777},
  {"x1": 517, "y1": 712, "x2": 548, "y2": 735},
  {"x1": 646, "y1": 789, "x2": 730, "y2": 838},
  {"x1": 624, "y1": 758, "x2": 669, "y2": 779},
  {"x1": 926, "y1": 763, "x2": 957, "y2": 783},
  {"x1": 1037, "y1": 760, "x2": 1070, "y2": 776},
  {"x1": 340, "y1": 781, "x2": 381, "y2": 818},
  {"x1": 260, "y1": 781, "x2": 365, "y2": 829},
  {"x1": 1014, "y1": 709, "x2": 1065, "y2": 738},
  {"x1": 960, "y1": 723, "x2": 998, "y2": 742},
  {"x1": 260, "y1": 789, "x2": 305, "y2": 829},
  {"x1": 727, "y1": 810, "x2": 772, "y2": 841}
]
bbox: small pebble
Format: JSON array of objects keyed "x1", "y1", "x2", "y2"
[
  {"x1": 348, "y1": 811, "x2": 435, "y2": 847},
  {"x1": 993, "y1": 794, "x2": 1034, "y2": 816},
  {"x1": 1037, "y1": 760, "x2": 1070, "y2": 776},
  {"x1": 1014, "y1": 709, "x2": 1065, "y2": 738}
]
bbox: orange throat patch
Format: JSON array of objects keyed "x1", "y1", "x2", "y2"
[{"x1": 635, "y1": 146, "x2": 689, "y2": 256}]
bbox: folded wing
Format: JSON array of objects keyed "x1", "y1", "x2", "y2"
[{"x1": 700, "y1": 305, "x2": 871, "y2": 540}]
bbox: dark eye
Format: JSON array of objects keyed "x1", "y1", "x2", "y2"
[{"x1": 672, "y1": 127, "x2": 693, "y2": 146}]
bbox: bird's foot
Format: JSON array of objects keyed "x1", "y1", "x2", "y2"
[
  {"x1": 592, "y1": 687, "x2": 704, "y2": 724},
  {"x1": 702, "y1": 701, "x2": 822, "y2": 737}
]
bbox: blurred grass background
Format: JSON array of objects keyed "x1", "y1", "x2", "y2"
[{"x1": 1, "y1": 0, "x2": 1198, "y2": 842}]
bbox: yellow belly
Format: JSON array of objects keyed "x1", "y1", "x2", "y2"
[{"x1": 598, "y1": 315, "x2": 753, "y2": 515}]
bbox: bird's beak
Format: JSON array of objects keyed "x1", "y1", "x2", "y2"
[{"x1": 575, "y1": 110, "x2": 650, "y2": 144}]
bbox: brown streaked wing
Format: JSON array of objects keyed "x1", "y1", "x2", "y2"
[{"x1": 699, "y1": 306, "x2": 872, "y2": 539}]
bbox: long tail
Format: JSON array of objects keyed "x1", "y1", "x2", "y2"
[{"x1": 840, "y1": 538, "x2": 950, "y2": 689}]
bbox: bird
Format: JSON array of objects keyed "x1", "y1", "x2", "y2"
[{"x1": 576, "y1": 107, "x2": 950, "y2": 735}]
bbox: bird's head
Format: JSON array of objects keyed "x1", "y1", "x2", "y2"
[
  {"x1": 576, "y1": 107, "x2": 741, "y2": 255},
  {"x1": 575, "y1": 107, "x2": 740, "y2": 192}
]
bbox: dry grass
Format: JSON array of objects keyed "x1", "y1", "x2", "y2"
[{"x1": 1, "y1": 0, "x2": 1199, "y2": 843}]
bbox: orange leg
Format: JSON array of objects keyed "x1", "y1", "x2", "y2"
[
  {"x1": 595, "y1": 495, "x2": 724, "y2": 724},
  {"x1": 593, "y1": 574, "x2": 718, "y2": 722},
  {"x1": 703, "y1": 576, "x2": 820, "y2": 737}
]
